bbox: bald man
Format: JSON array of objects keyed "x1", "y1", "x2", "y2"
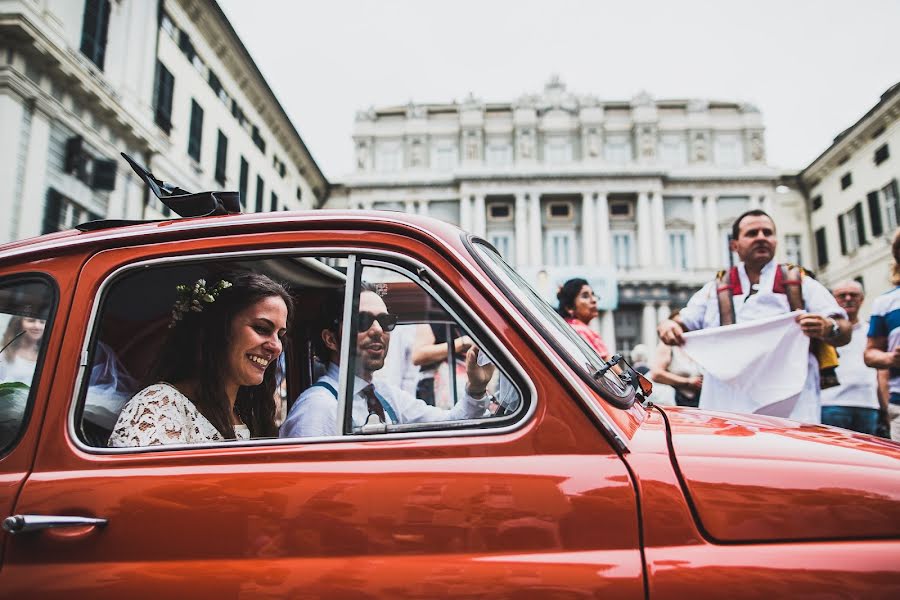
[{"x1": 821, "y1": 281, "x2": 886, "y2": 435}]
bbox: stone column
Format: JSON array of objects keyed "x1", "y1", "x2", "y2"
[
  {"x1": 761, "y1": 193, "x2": 773, "y2": 215},
  {"x1": 636, "y1": 191, "x2": 652, "y2": 267},
  {"x1": 515, "y1": 191, "x2": 528, "y2": 267},
  {"x1": 404, "y1": 199, "x2": 417, "y2": 215},
  {"x1": 14, "y1": 107, "x2": 51, "y2": 240},
  {"x1": 581, "y1": 192, "x2": 596, "y2": 266},
  {"x1": 473, "y1": 193, "x2": 486, "y2": 237},
  {"x1": 459, "y1": 195, "x2": 473, "y2": 232},
  {"x1": 748, "y1": 194, "x2": 761, "y2": 210},
  {"x1": 656, "y1": 302, "x2": 671, "y2": 325},
  {"x1": 705, "y1": 194, "x2": 720, "y2": 268},
  {"x1": 596, "y1": 192, "x2": 611, "y2": 266},
  {"x1": 417, "y1": 199, "x2": 429, "y2": 216},
  {"x1": 641, "y1": 302, "x2": 659, "y2": 351},
  {"x1": 651, "y1": 191, "x2": 665, "y2": 267},
  {"x1": 528, "y1": 193, "x2": 542, "y2": 267},
  {"x1": 690, "y1": 194, "x2": 706, "y2": 269},
  {"x1": 0, "y1": 95, "x2": 26, "y2": 243},
  {"x1": 601, "y1": 309, "x2": 616, "y2": 355}
]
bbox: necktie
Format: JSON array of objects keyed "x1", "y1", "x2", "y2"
[{"x1": 361, "y1": 385, "x2": 386, "y2": 423}]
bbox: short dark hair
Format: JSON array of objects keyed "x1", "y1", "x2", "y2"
[
  {"x1": 313, "y1": 282, "x2": 381, "y2": 361},
  {"x1": 556, "y1": 278, "x2": 589, "y2": 318},
  {"x1": 731, "y1": 209, "x2": 775, "y2": 241}
]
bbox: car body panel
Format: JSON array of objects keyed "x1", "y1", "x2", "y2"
[
  {"x1": 627, "y1": 406, "x2": 900, "y2": 599},
  {"x1": 661, "y1": 407, "x2": 900, "y2": 542}
]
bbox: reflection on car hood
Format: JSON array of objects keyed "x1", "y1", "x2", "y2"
[{"x1": 660, "y1": 407, "x2": 900, "y2": 543}]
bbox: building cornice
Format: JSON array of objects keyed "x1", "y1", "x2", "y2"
[
  {"x1": 181, "y1": 0, "x2": 329, "y2": 201},
  {"x1": 0, "y1": 9, "x2": 165, "y2": 155},
  {"x1": 800, "y1": 81, "x2": 900, "y2": 185}
]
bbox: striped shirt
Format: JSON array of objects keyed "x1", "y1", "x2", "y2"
[{"x1": 868, "y1": 286, "x2": 900, "y2": 396}]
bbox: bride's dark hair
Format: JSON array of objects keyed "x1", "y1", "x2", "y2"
[{"x1": 151, "y1": 271, "x2": 293, "y2": 439}]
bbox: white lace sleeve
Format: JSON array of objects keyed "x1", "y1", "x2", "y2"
[{"x1": 107, "y1": 383, "x2": 222, "y2": 447}]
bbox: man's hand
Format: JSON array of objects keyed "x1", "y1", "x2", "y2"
[
  {"x1": 658, "y1": 319, "x2": 685, "y2": 346},
  {"x1": 465, "y1": 346, "x2": 494, "y2": 397},
  {"x1": 685, "y1": 375, "x2": 703, "y2": 392},
  {"x1": 795, "y1": 313, "x2": 850, "y2": 346}
]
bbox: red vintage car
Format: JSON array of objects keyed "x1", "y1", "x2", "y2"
[{"x1": 0, "y1": 161, "x2": 897, "y2": 598}]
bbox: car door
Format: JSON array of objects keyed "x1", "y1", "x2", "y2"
[
  {"x1": 0, "y1": 229, "x2": 644, "y2": 599},
  {"x1": 0, "y1": 253, "x2": 83, "y2": 571}
]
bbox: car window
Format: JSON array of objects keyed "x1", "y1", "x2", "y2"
[
  {"x1": 0, "y1": 277, "x2": 55, "y2": 454},
  {"x1": 470, "y1": 241, "x2": 635, "y2": 408},
  {"x1": 336, "y1": 260, "x2": 522, "y2": 435},
  {"x1": 77, "y1": 252, "x2": 523, "y2": 449},
  {"x1": 77, "y1": 255, "x2": 345, "y2": 448}
]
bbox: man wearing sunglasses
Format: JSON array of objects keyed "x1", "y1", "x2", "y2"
[{"x1": 280, "y1": 283, "x2": 495, "y2": 438}]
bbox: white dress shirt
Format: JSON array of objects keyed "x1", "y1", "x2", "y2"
[{"x1": 280, "y1": 362, "x2": 488, "y2": 438}]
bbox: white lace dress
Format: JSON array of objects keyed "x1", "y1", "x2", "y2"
[{"x1": 107, "y1": 383, "x2": 249, "y2": 447}]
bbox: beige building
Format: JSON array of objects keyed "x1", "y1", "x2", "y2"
[
  {"x1": 0, "y1": 0, "x2": 327, "y2": 242},
  {"x1": 335, "y1": 77, "x2": 806, "y2": 355},
  {"x1": 799, "y1": 81, "x2": 900, "y2": 314}
]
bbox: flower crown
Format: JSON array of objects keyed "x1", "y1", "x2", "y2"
[{"x1": 169, "y1": 278, "x2": 232, "y2": 327}]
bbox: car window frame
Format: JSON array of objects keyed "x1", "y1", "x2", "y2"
[
  {"x1": 69, "y1": 246, "x2": 536, "y2": 455},
  {"x1": 335, "y1": 256, "x2": 530, "y2": 437},
  {"x1": 463, "y1": 235, "x2": 641, "y2": 410},
  {"x1": 0, "y1": 272, "x2": 59, "y2": 459}
]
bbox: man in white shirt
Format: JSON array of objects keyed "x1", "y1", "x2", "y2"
[
  {"x1": 657, "y1": 210, "x2": 850, "y2": 423},
  {"x1": 280, "y1": 284, "x2": 494, "y2": 438},
  {"x1": 821, "y1": 281, "x2": 884, "y2": 434}
]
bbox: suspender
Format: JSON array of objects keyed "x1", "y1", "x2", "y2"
[
  {"x1": 715, "y1": 263, "x2": 804, "y2": 326},
  {"x1": 311, "y1": 381, "x2": 400, "y2": 424}
]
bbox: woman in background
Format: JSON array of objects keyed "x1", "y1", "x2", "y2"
[
  {"x1": 557, "y1": 278, "x2": 610, "y2": 360},
  {"x1": 0, "y1": 316, "x2": 46, "y2": 385}
]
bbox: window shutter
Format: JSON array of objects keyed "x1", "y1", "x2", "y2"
[
  {"x1": 80, "y1": 0, "x2": 110, "y2": 70},
  {"x1": 91, "y1": 158, "x2": 117, "y2": 191},
  {"x1": 815, "y1": 227, "x2": 829, "y2": 267},
  {"x1": 42, "y1": 189, "x2": 62, "y2": 234},
  {"x1": 854, "y1": 202, "x2": 866, "y2": 246},
  {"x1": 893, "y1": 179, "x2": 900, "y2": 219},
  {"x1": 838, "y1": 214, "x2": 847, "y2": 255},
  {"x1": 868, "y1": 191, "x2": 884, "y2": 237}
]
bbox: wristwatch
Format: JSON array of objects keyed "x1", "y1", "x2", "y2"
[{"x1": 826, "y1": 317, "x2": 839, "y2": 339}]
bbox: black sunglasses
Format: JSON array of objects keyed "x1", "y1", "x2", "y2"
[{"x1": 357, "y1": 311, "x2": 398, "y2": 332}]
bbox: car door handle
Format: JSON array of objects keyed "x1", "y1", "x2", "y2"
[{"x1": 2, "y1": 514, "x2": 108, "y2": 535}]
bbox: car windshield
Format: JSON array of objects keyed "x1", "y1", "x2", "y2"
[{"x1": 471, "y1": 241, "x2": 611, "y2": 378}]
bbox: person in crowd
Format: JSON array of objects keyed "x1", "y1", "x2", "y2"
[
  {"x1": 865, "y1": 228, "x2": 900, "y2": 441},
  {"x1": 629, "y1": 344, "x2": 651, "y2": 376},
  {"x1": 411, "y1": 323, "x2": 472, "y2": 406},
  {"x1": 0, "y1": 316, "x2": 46, "y2": 385},
  {"x1": 821, "y1": 281, "x2": 884, "y2": 434},
  {"x1": 109, "y1": 272, "x2": 292, "y2": 447},
  {"x1": 280, "y1": 283, "x2": 494, "y2": 438},
  {"x1": 557, "y1": 278, "x2": 610, "y2": 360},
  {"x1": 657, "y1": 210, "x2": 850, "y2": 423},
  {"x1": 650, "y1": 310, "x2": 703, "y2": 408}
]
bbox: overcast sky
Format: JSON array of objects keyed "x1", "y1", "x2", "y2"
[{"x1": 218, "y1": 0, "x2": 899, "y2": 181}]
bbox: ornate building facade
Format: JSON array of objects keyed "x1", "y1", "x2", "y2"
[
  {"x1": 0, "y1": 0, "x2": 327, "y2": 243},
  {"x1": 799, "y1": 81, "x2": 900, "y2": 315},
  {"x1": 336, "y1": 77, "x2": 807, "y2": 355}
]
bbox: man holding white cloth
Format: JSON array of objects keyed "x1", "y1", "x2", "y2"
[{"x1": 657, "y1": 210, "x2": 851, "y2": 423}]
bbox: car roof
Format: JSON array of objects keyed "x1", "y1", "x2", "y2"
[{"x1": 0, "y1": 210, "x2": 470, "y2": 264}]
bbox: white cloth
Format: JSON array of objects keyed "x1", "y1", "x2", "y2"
[
  {"x1": 682, "y1": 311, "x2": 811, "y2": 418},
  {"x1": 821, "y1": 321, "x2": 879, "y2": 409},
  {"x1": 280, "y1": 362, "x2": 487, "y2": 438},
  {"x1": 108, "y1": 383, "x2": 249, "y2": 447},
  {"x1": 0, "y1": 355, "x2": 37, "y2": 385},
  {"x1": 678, "y1": 259, "x2": 846, "y2": 424}
]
